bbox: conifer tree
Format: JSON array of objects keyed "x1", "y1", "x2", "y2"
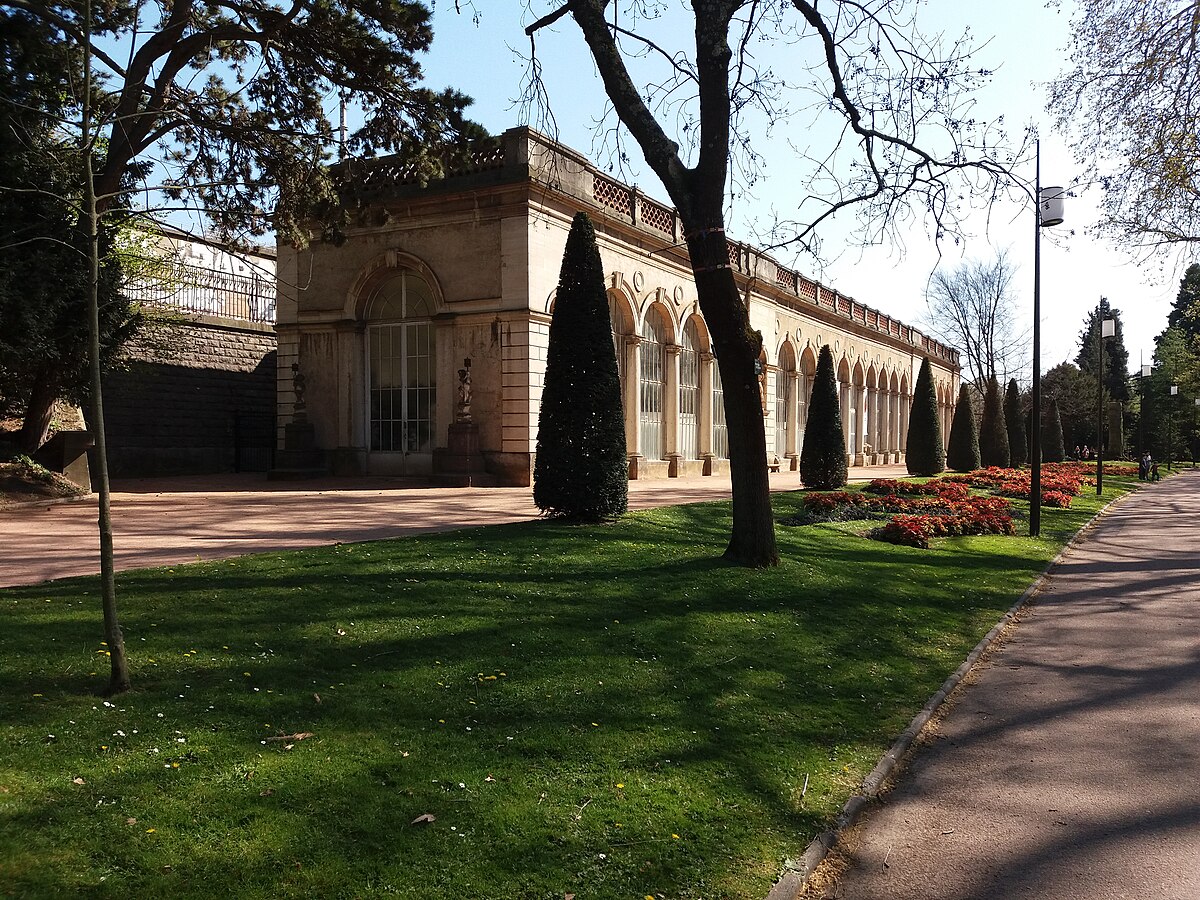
[
  {"x1": 1005, "y1": 378, "x2": 1028, "y2": 467},
  {"x1": 799, "y1": 345, "x2": 847, "y2": 490},
  {"x1": 978, "y1": 376, "x2": 1010, "y2": 468},
  {"x1": 534, "y1": 213, "x2": 628, "y2": 520},
  {"x1": 1043, "y1": 399, "x2": 1066, "y2": 463},
  {"x1": 906, "y1": 357, "x2": 945, "y2": 476},
  {"x1": 947, "y1": 383, "x2": 981, "y2": 472}
]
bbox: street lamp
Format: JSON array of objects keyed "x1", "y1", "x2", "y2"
[
  {"x1": 1169, "y1": 383, "x2": 1179, "y2": 469},
  {"x1": 1031, "y1": 139, "x2": 1065, "y2": 537},
  {"x1": 1194, "y1": 397, "x2": 1200, "y2": 467},
  {"x1": 1139, "y1": 364, "x2": 1153, "y2": 455},
  {"x1": 1096, "y1": 312, "x2": 1115, "y2": 495}
]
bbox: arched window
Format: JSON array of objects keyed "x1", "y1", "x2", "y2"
[
  {"x1": 366, "y1": 271, "x2": 436, "y2": 461},
  {"x1": 712, "y1": 359, "x2": 729, "y2": 460},
  {"x1": 679, "y1": 320, "x2": 701, "y2": 459},
  {"x1": 608, "y1": 294, "x2": 626, "y2": 388},
  {"x1": 639, "y1": 309, "x2": 666, "y2": 460},
  {"x1": 776, "y1": 346, "x2": 794, "y2": 458}
]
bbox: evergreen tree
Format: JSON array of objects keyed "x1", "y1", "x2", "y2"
[
  {"x1": 1167, "y1": 262, "x2": 1200, "y2": 345},
  {"x1": 533, "y1": 213, "x2": 628, "y2": 520},
  {"x1": 946, "y1": 383, "x2": 981, "y2": 472},
  {"x1": 1043, "y1": 399, "x2": 1066, "y2": 463},
  {"x1": 1005, "y1": 378, "x2": 1028, "y2": 467},
  {"x1": 1076, "y1": 298, "x2": 1131, "y2": 402},
  {"x1": 799, "y1": 345, "x2": 847, "y2": 490},
  {"x1": 906, "y1": 357, "x2": 945, "y2": 476},
  {"x1": 978, "y1": 376, "x2": 1010, "y2": 467}
]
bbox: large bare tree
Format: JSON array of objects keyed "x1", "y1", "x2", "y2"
[
  {"x1": 526, "y1": 1, "x2": 1023, "y2": 566},
  {"x1": 923, "y1": 250, "x2": 1025, "y2": 389},
  {"x1": 1049, "y1": 0, "x2": 1200, "y2": 250}
]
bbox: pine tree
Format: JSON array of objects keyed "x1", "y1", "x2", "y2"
[
  {"x1": 978, "y1": 376, "x2": 1010, "y2": 467},
  {"x1": 946, "y1": 383, "x2": 981, "y2": 472},
  {"x1": 1043, "y1": 399, "x2": 1066, "y2": 463},
  {"x1": 1005, "y1": 378, "x2": 1028, "y2": 467},
  {"x1": 906, "y1": 357, "x2": 945, "y2": 476},
  {"x1": 533, "y1": 213, "x2": 627, "y2": 520},
  {"x1": 1167, "y1": 262, "x2": 1200, "y2": 344},
  {"x1": 799, "y1": 344, "x2": 847, "y2": 490}
]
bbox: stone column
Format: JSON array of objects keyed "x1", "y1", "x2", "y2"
[
  {"x1": 700, "y1": 350, "x2": 715, "y2": 472},
  {"x1": 625, "y1": 335, "x2": 642, "y2": 475},
  {"x1": 664, "y1": 343, "x2": 682, "y2": 476},
  {"x1": 787, "y1": 370, "x2": 801, "y2": 466}
]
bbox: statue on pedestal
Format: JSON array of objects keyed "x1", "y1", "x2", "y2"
[{"x1": 456, "y1": 357, "x2": 472, "y2": 423}]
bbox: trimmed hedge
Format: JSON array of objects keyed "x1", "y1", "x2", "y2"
[
  {"x1": 906, "y1": 356, "x2": 945, "y2": 476},
  {"x1": 799, "y1": 344, "x2": 847, "y2": 490},
  {"x1": 947, "y1": 383, "x2": 981, "y2": 472},
  {"x1": 1005, "y1": 378, "x2": 1028, "y2": 467},
  {"x1": 979, "y1": 376, "x2": 1010, "y2": 468},
  {"x1": 533, "y1": 212, "x2": 628, "y2": 520}
]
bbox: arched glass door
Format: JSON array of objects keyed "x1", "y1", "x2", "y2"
[
  {"x1": 366, "y1": 271, "x2": 436, "y2": 474},
  {"x1": 639, "y1": 310, "x2": 665, "y2": 460},
  {"x1": 679, "y1": 320, "x2": 700, "y2": 459}
]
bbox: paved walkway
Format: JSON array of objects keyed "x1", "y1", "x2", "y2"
[
  {"x1": 828, "y1": 471, "x2": 1200, "y2": 900},
  {"x1": 0, "y1": 464, "x2": 908, "y2": 587}
]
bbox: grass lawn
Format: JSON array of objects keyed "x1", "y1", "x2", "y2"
[{"x1": 0, "y1": 473, "x2": 1142, "y2": 899}]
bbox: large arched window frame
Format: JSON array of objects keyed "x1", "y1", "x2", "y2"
[
  {"x1": 639, "y1": 309, "x2": 666, "y2": 460},
  {"x1": 679, "y1": 320, "x2": 701, "y2": 460},
  {"x1": 365, "y1": 271, "x2": 437, "y2": 456},
  {"x1": 712, "y1": 359, "x2": 729, "y2": 460}
]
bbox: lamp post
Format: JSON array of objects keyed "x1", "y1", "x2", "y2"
[
  {"x1": 1139, "y1": 363, "x2": 1152, "y2": 455},
  {"x1": 1096, "y1": 312, "x2": 1115, "y2": 495},
  {"x1": 1169, "y1": 383, "x2": 1179, "y2": 469},
  {"x1": 1194, "y1": 397, "x2": 1199, "y2": 467},
  {"x1": 1031, "y1": 140, "x2": 1065, "y2": 537}
]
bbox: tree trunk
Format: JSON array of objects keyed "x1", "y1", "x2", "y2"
[
  {"x1": 686, "y1": 227, "x2": 779, "y2": 567},
  {"x1": 82, "y1": 0, "x2": 130, "y2": 695},
  {"x1": 18, "y1": 373, "x2": 59, "y2": 453}
]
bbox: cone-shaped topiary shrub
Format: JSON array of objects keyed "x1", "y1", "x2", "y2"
[
  {"x1": 1043, "y1": 398, "x2": 1066, "y2": 463},
  {"x1": 1005, "y1": 378, "x2": 1028, "y2": 467},
  {"x1": 978, "y1": 376, "x2": 1010, "y2": 468},
  {"x1": 906, "y1": 356, "x2": 945, "y2": 476},
  {"x1": 799, "y1": 344, "x2": 847, "y2": 489},
  {"x1": 947, "y1": 383, "x2": 981, "y2": 472},
  {"x1": 533, "y1": 212, "x2": 628, "y2": 520}
]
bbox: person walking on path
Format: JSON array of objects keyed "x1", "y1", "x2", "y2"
[{"x1": 822, "y1": 472, "x2": 1200, "y2": 900}]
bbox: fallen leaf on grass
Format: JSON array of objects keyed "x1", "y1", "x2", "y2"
[
  {"x1": 125, "y1": 818, "x2": 137, "y2": 825},
  {"x1": 259, "y1": 790, "x2": 274, "y2": 797},
  {"x1": 410, "y1": 813, "x2": 436, "y2": 826},
  {"x1": 71, "y1": 777, "x2": 85, "y2": 785},
  {"x1": 263, "y1": 732, "x2": 314, "y2": 743}
]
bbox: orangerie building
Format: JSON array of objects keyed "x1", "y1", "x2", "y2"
[{"x1": 275, "y1": 127, "x2": 959, "y2": 486}]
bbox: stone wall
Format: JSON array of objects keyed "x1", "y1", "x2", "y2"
[{"x1": 102, "y1": 315, "x2": 276, "y2": 477}]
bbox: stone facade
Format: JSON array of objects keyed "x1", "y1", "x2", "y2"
[
  {"x1": 103, "y1": 316, "x2": 277, "y2": 476},
  {"x1": 276, "y1": 128, "x2": 959, "y2": 487}
]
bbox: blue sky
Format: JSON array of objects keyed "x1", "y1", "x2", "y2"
[{"x1": 413, "y1": 1, "x2": 1181, "y2": 378}]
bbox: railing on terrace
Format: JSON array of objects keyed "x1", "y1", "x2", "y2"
[
  {"x1": 125, "y1": 263, "x2": 276, "y2": 324},
  {"x1": 586, "y1": 162, "x2": 957, "y2": 367}
]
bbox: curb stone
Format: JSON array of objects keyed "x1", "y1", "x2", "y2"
[{"x1": 764, "y1": 482, "x2": 1145, "y2": 900}]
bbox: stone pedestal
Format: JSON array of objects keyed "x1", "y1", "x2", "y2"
[
  {"x1": 268, "y1": 413, "x2": 329, "y2": 480},
  {"x1": 433, "y1": 422, "x2": 495, "y2": 486},
  {"x1": 33, "y1": 430, "x2": 94, "y2": 491}
]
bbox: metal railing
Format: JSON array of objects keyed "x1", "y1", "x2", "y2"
[{"x1": 125, "y1": 262, "x2": 276, "y2": 324}]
